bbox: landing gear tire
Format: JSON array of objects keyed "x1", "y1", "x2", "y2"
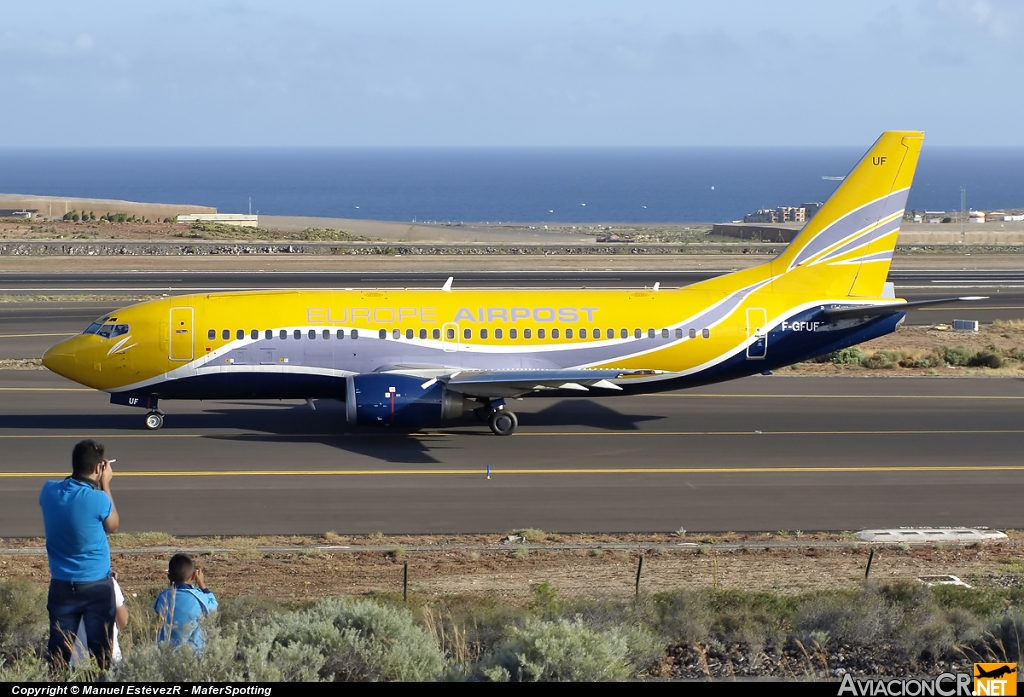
[
  {"x1": 488, "y1": 409, "x2": 518, "y2": 436},
  {"x1": 144, "y1": 411, "x2": 164, "y2": 430}
]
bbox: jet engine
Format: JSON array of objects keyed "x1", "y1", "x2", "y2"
[{"x1": 345, "y1": 374, "x2": 470, "y2": 428}]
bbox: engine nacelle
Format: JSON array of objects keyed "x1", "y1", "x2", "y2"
[{"x1": 345, "y1": 374, "x2": 469, "y2": 427}]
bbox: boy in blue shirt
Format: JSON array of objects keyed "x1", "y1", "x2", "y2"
[{"x1": 153, "y1": 554, "x2": 218, "y2": 651}]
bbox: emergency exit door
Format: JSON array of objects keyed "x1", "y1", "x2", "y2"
[
  {"x1": 169, "y1": 307, "x2": 194, "y2": 361},
  {"x1": 746, "y1": 308, "x2": 767, "y2": 360}
]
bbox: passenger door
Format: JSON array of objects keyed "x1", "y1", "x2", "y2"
[{"x1": 169, "y1": 307, "x2": 194, "y2": 361}]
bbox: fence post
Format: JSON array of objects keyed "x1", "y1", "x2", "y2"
[
  {"x1": 864, "y1": 548, "x2": 875, "y2": 581},
  {"x1": 635, "y1": 555, "x2": 644, "y2": 597},
  {"x1": 403, "y1": 561, "x2": 408, "y2": 602}
]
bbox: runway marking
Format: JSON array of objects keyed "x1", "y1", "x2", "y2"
[
  {"x1": 0, "y1": 429, "x2": 1022, "y2": 439},
  {"x1": 0, "y1": 332, "x2": 75, "y2": 338},
  {"x1": 3, "y1": 464, "x2": 1024, "y2": 478}
]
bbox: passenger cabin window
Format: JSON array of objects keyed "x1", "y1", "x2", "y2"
[
  {"x1": 480, "y1": 328, "x2": 488, "y2": 339},
  {"x1": 265, "y1": 330, "x2": 273, "y2": 340},
  {"x1": 251, "y1": 329, "x2": 259, "y2": 340},
  {"x1": 620, "y1": 329, "x2": 628, "y2": 339},
  {"x1": 380, "y1": 329, "x2": 387, "y2": 339},
  {"x1": 606, "y1": 329, "x2": 613, "y2": 339},
  {"x1": 393, "y1": 329, "x2": 400, "y2": 339},
  {"x1": 223, "y1": 329, "x2": 230, "y2": 340},
  {"x1": 523, "y1": 328, "x2": 532, "y2": 339},
  {"x1": 648, "y1": 329, "x2": 655, "y2": 338},
  {"x1": 494, "y1": 328, "x2": 503, "y2": 339},
  {"x1": 280, "y1": 329, "x2": 287, "y2": 340},
  {"x1": 594, "y1": 329, "x2": 601, "y2": 339},
  {"x1": 537, "y1": 328, "x2": 545, "y2": 339},
  {"x1": 237, "y1": 329, "x2": 244, "y2": 340},
  {"x1": 552, "y1": 328, "x2": 559, "y2": 339},
  {"x1": 351, "y1": 330, "x2": 359, "y2": 339},
  {"x1": 419, "y1": 329, "x2": 427, "y2": 339},
  {"x1": 432, "y1": 328, "x2": 440, "y2": 339},
  {"x1": 323, "y1": 329, "x2": 330, "y2": 340},
  {"x1": 662, "y1": 329, "x2": 669, "y2": 339},
  {"x1": 337, "y1": 329, "x2": 345, "y2": 339},
  {"x1": 566, "y1": 328, "x2": 573, "y2": 339},
  {"x1": 308, "y1": 329, "x2": 316, "y2": 339},
  {"x1": 510, "y1": 328, "x2": 518, "y2": 339},
  {"x1": 446, "y1": 328, "x2": 455, "y2": 340},
  {"x1": 702, "y1": 328, "x2": 710, "y2": 339},
  {"x1": 293, "y1": 330, "x2": 301, "y2": 340},
  {"x1": 688, "y1": 328, "x2": 697, "y2": 339},
  {"x1": 406, "y1": 329, "x2": 414, "y2": 339},
  {"x1": 676, "y1": 328, "x2": 683, "y2": 338},
  {"x1": 208, "y1": 329, "x2": 216, "y2": 340},
  {"x1": 634, "y1": 329, "x2": 641, "y2": 338},
  {"x1": 464, "y1": 328, "x2": 472, "y2": 339}
]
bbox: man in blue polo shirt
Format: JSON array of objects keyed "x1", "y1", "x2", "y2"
[{"x1": 39, "y1": 439, "x2": 120, "y2": 669}]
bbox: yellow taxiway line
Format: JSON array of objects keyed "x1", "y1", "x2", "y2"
[{"x1": 2, "y1": 464, "x2": 1024, "y2": 478}]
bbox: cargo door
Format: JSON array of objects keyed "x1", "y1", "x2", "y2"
[{"x1": 169, "y1": 307, "x2": 194, "y2": 361}]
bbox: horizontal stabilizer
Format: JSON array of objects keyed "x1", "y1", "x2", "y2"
[{"x1": 822, "y1": 296, "x2": 987, "y2": 320}]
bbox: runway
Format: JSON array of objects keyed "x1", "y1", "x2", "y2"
[
  {"x1": 3, "y1": 270, "x2": 1024, "y2": 360},
  {"x1": 1, "y1": 372, "x2": 1021, "y2": 535}
]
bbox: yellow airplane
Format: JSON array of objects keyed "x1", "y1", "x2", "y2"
[{"x1": 42, "y1": 131, "x2": 980, "y2": 435}]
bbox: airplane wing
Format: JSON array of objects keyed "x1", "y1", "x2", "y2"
[
  {"x1": 376, "y1": 366, "x2": 661, "y2": 398},
  {"x1": 822, "y1": 296, "x2": 987, "y2": 320}
]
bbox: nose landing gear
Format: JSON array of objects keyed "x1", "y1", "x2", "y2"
[{"x1": 144, "y1": 411, "x2": 164, "y2": 430}]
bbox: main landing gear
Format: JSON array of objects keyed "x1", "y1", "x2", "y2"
[
  {"x1": 474, "y1": 399, "x2": 518, "y2": 436},
  {"x1": 144, "y1": 410, "x2": 165, "y2": 430}
]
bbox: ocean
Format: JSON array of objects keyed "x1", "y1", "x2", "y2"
[{"x1": 0, "y1": 147, "x2": 1021, "y2": 223}]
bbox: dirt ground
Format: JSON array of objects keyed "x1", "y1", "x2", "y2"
[{"x1": 2, "y1": 532, "x2": 1022, "y2": 604}]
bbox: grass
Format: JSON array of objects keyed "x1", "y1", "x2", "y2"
[
  {"x1": 3, "y1": 579, "x2": 1024, "y2": 681},
  {"x1": 511, "y1": 528, "x2": 548, "y2": 543},
  {"x1": 108, "y1": 531, "x2": 175, "y2": 547}
]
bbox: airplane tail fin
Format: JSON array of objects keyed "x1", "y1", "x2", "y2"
[{"x1": 771, "y1": 131, "x2": 923, "y2": 298}]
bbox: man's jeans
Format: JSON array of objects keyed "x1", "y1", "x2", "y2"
[{"x1": 47, "y1": 575, "x2": 115, "y2": 669}]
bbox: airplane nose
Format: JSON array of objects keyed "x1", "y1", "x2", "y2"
[{"x1": 42, "y1": 340, "x2": 78, "y2": 379}]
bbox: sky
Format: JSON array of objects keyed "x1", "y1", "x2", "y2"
[{"x1": 1, "y1": 1, "x2": 1022, "y2": 147}]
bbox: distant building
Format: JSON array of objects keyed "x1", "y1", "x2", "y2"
[
  {"x1": 0, "y1": 209, "x2": 37, "y2": 218},
  {"x1": 743, "y1": 203, "x2": 821, "y2": 225},
  {"x1": 801, "y1": 202, "x2": 824, "y2": 219},
  {"x1": 177, "y1": 214, "x2": 258, "y2": 228},
  {"x1": 969, "y1": 211, "x2": 986, "y2": 224},
  {"x1": 743, "y1": 208, "x2": 780, "y2": 223}
]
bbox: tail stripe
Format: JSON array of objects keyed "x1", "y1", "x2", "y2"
[
  {"x1": 788, "y1": 187, "x2": 910, "y2": 269},
  {"x1": 810, "y1": 214, "x2": 903, "y2": 266},
  {"x1": 827, "y1": 250, "x2": 894, "y2": 266}
]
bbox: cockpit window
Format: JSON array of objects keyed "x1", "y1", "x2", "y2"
[
  {"x1": 93, "y1": 323, "x2": 129, "y2": 339},
  {"x1": 83, "y1": 322, "x2": 103, "y2": 335}
]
